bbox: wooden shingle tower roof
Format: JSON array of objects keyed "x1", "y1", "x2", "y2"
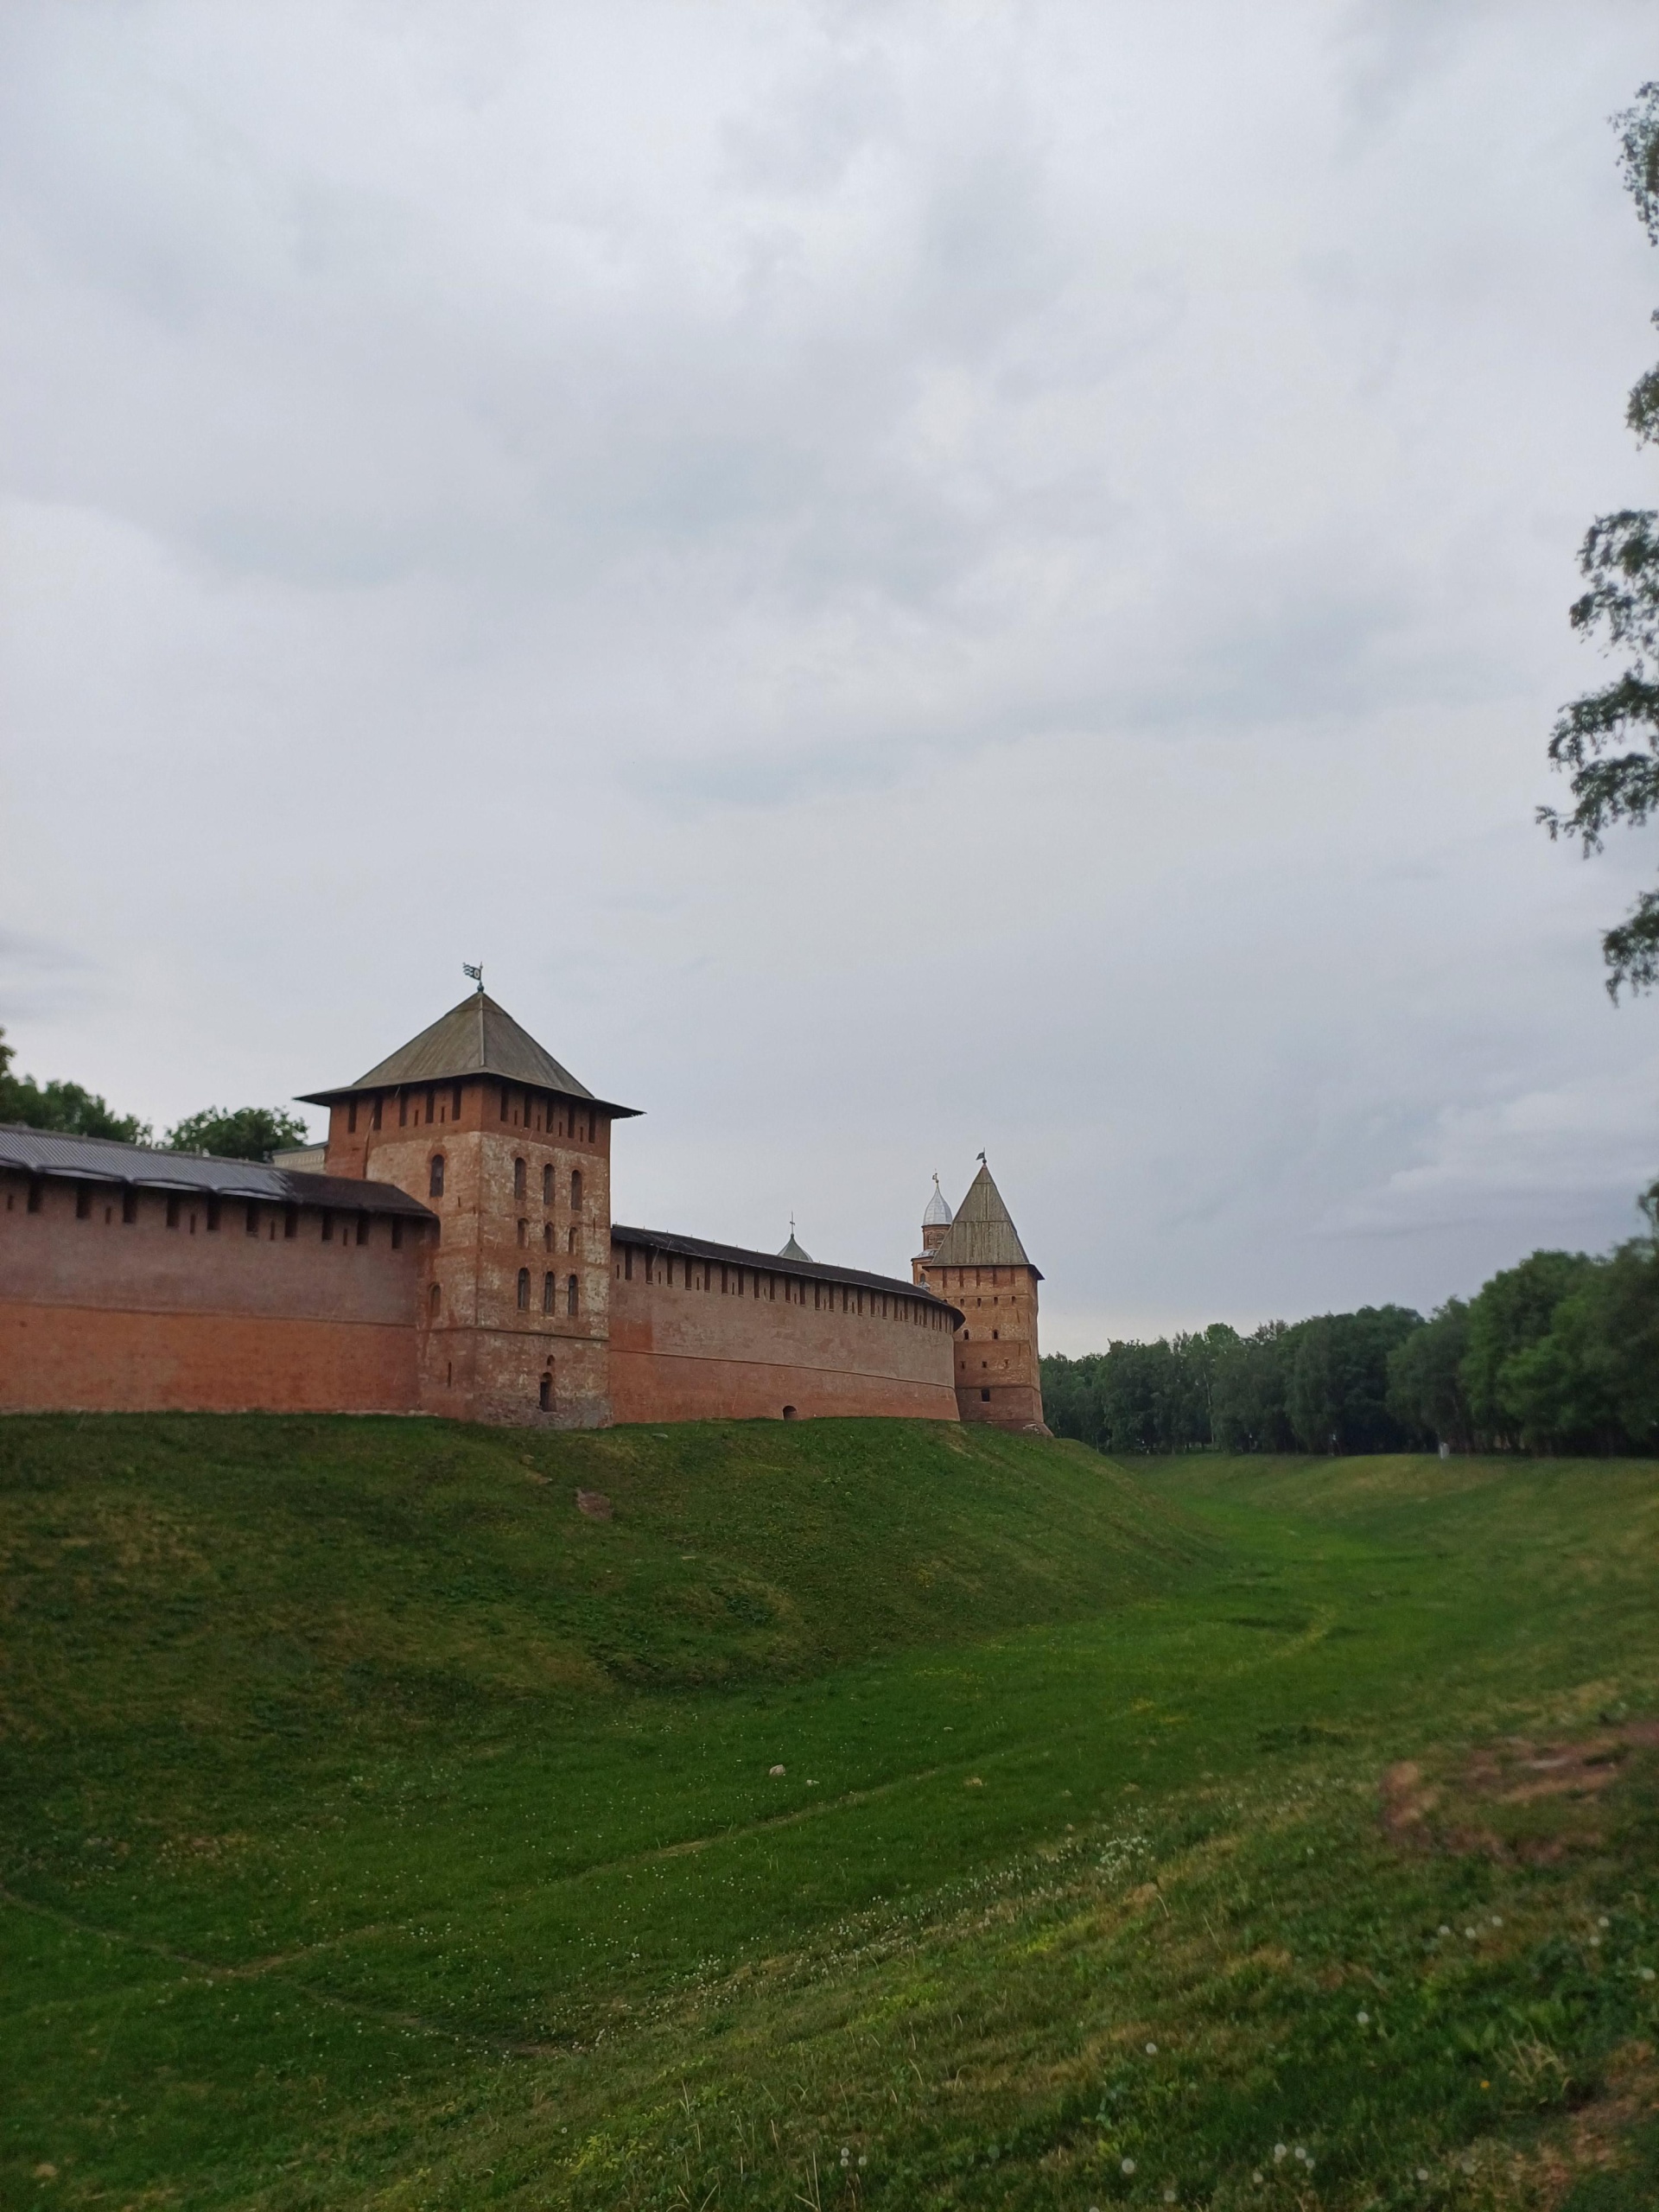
[
  {"x1": 299, "y1": 991, "x2": 640, "y2": 1116},
  {"x1": 923, "y1": 1160, "x2": 1040, "y2": 1279}
]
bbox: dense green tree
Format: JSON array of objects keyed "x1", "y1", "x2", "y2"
[
  {"x1": 0, "y1": 1026, "x2": 151, "y2": 1144},
  {"x1": 1210, "y1": 1322, "x2": 1297, "y2": 1454},
  {"x1": 1386, "y1": 1299, "x2": 1474, "y2": 1450},
  {"x1": 1541, "y1": 85, "x2": 1659, "y2": 995},
  {"x1": 1493, "y1": 1232, "x2": 1659, "y2": 1453},
  {"x1": 1459, "y1": 1250, "x2": 1600, "y2": 1446},
  {"x1": 1284, "y1": 1306, "x2": 1423, "y2": 1454},
  {"x1": 164, "y1": 1105, "x2": 312, "y2": 1162}
]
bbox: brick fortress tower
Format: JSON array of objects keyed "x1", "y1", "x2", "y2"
[
  {"x1": 301, "y1": 987, "x2": 639, "y2": 1426},
  {"x1": 912, "y1": 1160, "x2": 1047, "y2": 1431}
]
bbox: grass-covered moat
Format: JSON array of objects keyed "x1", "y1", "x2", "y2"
[{"x1": 2, "y1": 1416, "x2": 1656, "y2": 2209}]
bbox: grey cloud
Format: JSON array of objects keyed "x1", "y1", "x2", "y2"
[{"x1": 3, "y1": 1, "x2": 1656, "y2": 1349}]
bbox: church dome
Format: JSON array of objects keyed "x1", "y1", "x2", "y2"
[{"x1": 922, "y1": 1174, "x2": 954, "y2": 1228}]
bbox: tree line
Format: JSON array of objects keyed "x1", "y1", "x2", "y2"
[
  {"x1": 1042, "y1": 1195, "x2": 1659, "y2": 1459},
  {"x1": 0, "y1": 1027, "x2": 308, "y2": 1163}
]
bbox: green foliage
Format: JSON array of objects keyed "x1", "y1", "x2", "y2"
[
  {"x1": 1046, "y1": 1311, "x2": 1427, "y2": 1457},
  {"x1": 1041, "y1": 1324, "x2": 1236, "y2": 1453},
  {"x1": 1211, "y1": 1319, "x2": 1297, "y2": 1452},
  {"x1": 1460, "y1": 1249, "x2": 1602, "y2": 1444},
  {"x1": 3, "y1": 1421, "x2": 1658, "y2": 2208},
  {"x1": 1386, "y1": 1295, "x2": 1474, "y2": 1449},
  {"x1": 0, "y1": 1023, "x2": 153, "y2": 1144},
  {"x1": 163, "y1": 1103, "x2": 311, "y2": 1160},
  {"x1": 1283, "y1": 1303, "x2": 1423, "y2": 1452},
  {"x1": 1542, "y1": 84, "x2": 1659, "y2": 995}
]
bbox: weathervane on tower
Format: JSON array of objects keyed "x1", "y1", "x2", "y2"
[{"x1": 462, "y1": 963, "x2": 484, "y2": 994}]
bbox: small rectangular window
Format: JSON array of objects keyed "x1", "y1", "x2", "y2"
[
  {"x1": 391, "y1": 1216, "x2": 403, "y2": 1249},
  {"x1": 501, "y1": 1085, "x2": 510, "y2": 1122},
  {"x1": 122, "y1": 1187, "x2": 137, "y2": 1224},
  {"x1": 399, "y1": 1093, "x2": 409, "y2": 1128},
  {"x1": 347, "y1": 1099, "x2": 358, "y2": 1135},
  {"x1": 426, "y1": 1087, "x2": 435, "y2": 1125},
  {"x1": 624, "y1": 1247, "x2": 633, "y2": 1281},
  {"x1": 321, "y1": 1211, "x2": 333, "y2": 1242},
  {"x1": 356, "y1": 1214, "x2": 369, "y2": 1246},
  {"x1": 166, "y1": 1194, "x2": 181, "y2": 1229},
  {"x1": 981, "y1": 1388, "x2": 991, "y2": 1402},
  {"x1": 206, "y1": 1196, "x2": 220, "y2": 1232},
  {"x1": 75, "y1": 1185, "x2": 92, "y2": 1220},
  {"x1": 452, "y1": 1083, "x2": 463, "y2": 1117},
  {"x1": 588, "y1": 1109, "x2": 597, "y2": 1141},
  {"x1": 284, "y1": 1205, "x2": 298, "y2": 1239},
  {"x1": 245, "y1": 1202, "x2": 259, "y2": 1236},
  {"x1": 371, "y1": 1096, "x2": 383, "y2": 1131},
  {"x1": 27, "y1": 1177, "x2": 43, "y2": 1214}
]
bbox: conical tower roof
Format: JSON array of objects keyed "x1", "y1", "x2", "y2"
[
  {"x1": 924, "y1": 1160, "x2": 1039, "y2": 1276},
  {"x1": 922, "y1": 1173, "x2": 954, "y2": 1228},
  {"x1": 300, "y1": 991, "x2": 640, "y2": 1116},
  {"x1": 778, "y1": 1228, "x2": 812, "y2": 1261}
]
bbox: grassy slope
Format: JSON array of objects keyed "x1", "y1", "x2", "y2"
[{"x1": 2, "y1": 1422, "x2": 1657, "y2": 2210}]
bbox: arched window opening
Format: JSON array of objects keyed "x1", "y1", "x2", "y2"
[
  {"x1": 542, "y1": 1163, "x2": 553, "y2": 1205},
  {"x1": 517, "y1": 1268, "x2": 531, "y2": 1311},
  {"x1": 543, "y1": 1270, "x2": 556, "y2": 1313},
  {"x1": 429, "y1": 1282, "x2": 442, "y2": 1319},
  {"x1": 567, "y1": 1225, "x2": 577, "y2": 1253},
  {"x1": 566, "y1": 1274, "x2": 579, "y2": 1316},
  {"x1": 782, "y1": 1405, "x2": 798, "y2": 1421},
  {"x1": 543, "y1": 1222, "x2": 553, "y2": 1251},
  {"x1": 517, "y1": 1218, "x2": 528, "y2": 1247},
  {"x1": 513, "y1": 1156, "x2": 527, "y2": 1201},
  {"x1": 539, "y1": 1370, "x2": 553, "y2": 1412},
  {"x1": 429, "y1": 1154, "x2": 445, "y2": 1198},
  {"x1": 570, "y1": 1169, "x2": 582, "y2": 1212}
]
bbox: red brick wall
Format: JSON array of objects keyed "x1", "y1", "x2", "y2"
[
  {"x1": 912, "y1": 1255, "x2": 1046, "y2": 1430},
  {"x1": 322, "y1": 1077, "x2": 614, "y2": 1428},
  {"x1": 608, "y1": 1242, "x2": 960, "y2": 1424},
  {"x1": 0, "y1": 1171, "x2": 424, "y2": 1414}
]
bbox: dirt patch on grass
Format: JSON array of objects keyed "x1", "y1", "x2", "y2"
[
  {"x1": 1498, "y1": 2042, "x2": 1658, "y2": 2208},
  {"x1": 1381, "y1": 1722, "x2": 1659, "y2": 1860}
]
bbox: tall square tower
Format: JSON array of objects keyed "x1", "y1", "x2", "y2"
[{"x1": 302, "y1": 990, "x2": 639, "y2": 1426}]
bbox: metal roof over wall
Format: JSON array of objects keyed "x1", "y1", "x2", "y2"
[
  {"x1": 0, "y1": 1126, "x2": 434, "y2": 1219},
  {"x1": 612, "y1": 1222, "x2": 961, "y2": 1315}
]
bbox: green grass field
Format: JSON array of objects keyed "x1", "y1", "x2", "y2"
[{"x1": 3, "y1": 1416, "x2": 1656, "y2": 2210}]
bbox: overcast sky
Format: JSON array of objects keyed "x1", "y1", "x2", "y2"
[{"x1": 3, "y1": 2, "x2": 1658, "y2": 1351}]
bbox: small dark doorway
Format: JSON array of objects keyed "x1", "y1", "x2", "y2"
[
  {"x1": 539, "y1": 1370, "x2": 554, "y2": 1412},
  {"x1": 781, "y1": 1404, "x2": 798, "y2": 1421}
]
